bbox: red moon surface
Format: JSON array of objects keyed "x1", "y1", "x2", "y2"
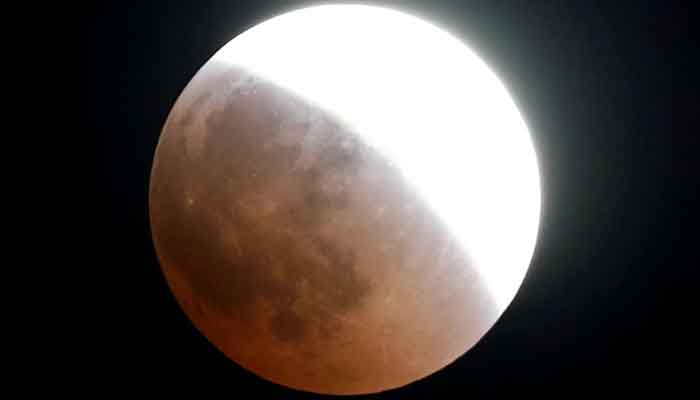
[{"x1": 149, "y1": 5, "x2": 539, "y2": 395}]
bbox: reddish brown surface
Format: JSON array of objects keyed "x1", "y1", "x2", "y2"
[{"x1": 149, "y1": 62, "x2": 499, "y2": 394}]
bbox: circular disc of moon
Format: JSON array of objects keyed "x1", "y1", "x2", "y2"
[{"x1": 149, "y1": 5, "x2": 541, "y2": 395}]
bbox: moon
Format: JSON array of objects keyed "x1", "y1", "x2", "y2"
[{"x1": 149, "y1": 5, "x2": 540, "y2": 395}]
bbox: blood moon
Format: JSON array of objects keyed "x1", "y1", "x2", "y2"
[{"x1": 149, "y1": 4, "x2": 541, "y2": 395}]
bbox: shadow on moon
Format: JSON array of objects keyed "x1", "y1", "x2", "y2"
[{"x1": 149, "y1": 61, "x2": 500, "y2": 394}]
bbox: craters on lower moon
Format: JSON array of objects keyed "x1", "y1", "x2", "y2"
[
  {"x1": 269, "y1": 308, "x2": 306, "y2": 343},
  {"x1": 265, "y1": 234, "x2": 372, "y2": 344}
]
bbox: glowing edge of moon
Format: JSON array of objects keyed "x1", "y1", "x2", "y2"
[{"x1": 207, "y1": 4, "x2": 541, "y2": 311}]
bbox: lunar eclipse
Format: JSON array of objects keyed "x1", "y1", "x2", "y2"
[{"x1": 149, "y1": 5, "x2": 541, "y2": 395}]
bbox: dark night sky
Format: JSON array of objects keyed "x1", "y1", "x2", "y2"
[{"x1": 78, "y1": 1, "x2": 697, "y2": 396}]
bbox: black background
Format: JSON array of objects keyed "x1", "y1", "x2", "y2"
[{"x1": 78, "y1": 1, "x2": 697, "y2": 396}]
